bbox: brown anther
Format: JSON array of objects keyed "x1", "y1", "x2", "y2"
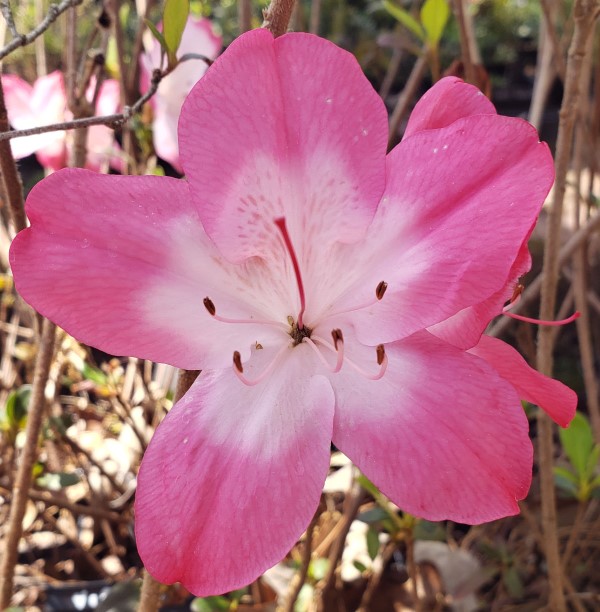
[
  {"x1": 510, "y1": 283, "x2": 524, "y2": 304},
  {"x1": 376, "y1": 281, "x2": 388, "y2": 300},
  {"x1": 376, "y1": 344, "x2": 386, "y2": 366},
  {"x1": 331, "y1": 328, "x2": 344, "y2": 350},
  {"x1": 287, "y1": 315, "x2": 295, "y2": 326},
  {"x1": 233, "y1": 351, "x2": 244, "y2": 373},
  {"x1": 203, "y1": 297, "x2": 216, "y2": 316},
  {"x1": 255, "y1": 342, "x2": 263, "y2": 350}
]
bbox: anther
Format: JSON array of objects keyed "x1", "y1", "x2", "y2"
[
  {"x1": 503, "y1": 284, "x2": 580, "y2": 327},
  {"x1": 376, "y1": 281, "x2": 388, "y2": 300},
  {"x1": 203, "y1": 297, "x2": 216, "y2": 316},
  {"x1": 509, "y1": 283, "x2": 524, "y2": 304},
  {"x1": 331, "y1": 328, "x2": 344, "y2": 350},
  {"x1": 233, "y1": 351, "x2": 243, "y2": 373},
  {"x1": 376, "y1": 344, "x2": 385, "y2": 366}
]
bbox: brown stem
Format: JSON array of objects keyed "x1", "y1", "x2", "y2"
[
  {"x1": 452, "y1": 0, "x2": 476, "y2": 84},
  {"x1": 309, "y1": 0, "x2": 322, "y2": 35},
  {"x1": 137, "y1": 369, "x2": 199, "y2": 612},
  {"x1": 0, "y1": 78, "x2": 27, "y2": 233},
  {"x1": 262, "y1": 0, "x2": 296, "y2": 37},
  {"x1": 316, "y1": 482, "x2": 364, "y2": 611},
  {"x1": 388, "y1": 49, "x2": 429, "y2": 147},
  {"x1": 561, "y1": 501, "x2": 586, "y2": 571},
  {"x1": 239, "y1": 0, "x2": 252, "y2": 34},
  {"x1": 280, "y1": 507, "x2": 320, "y2": 612},
  {"x1": 535, "y1": 3, "x2": 599, "y2": 610},
  {"x1": 0, "y1": 319, "x2": 57, "y2": 609}
]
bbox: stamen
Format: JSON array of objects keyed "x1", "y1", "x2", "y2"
[
  {"x1": 203, "y1": 296, "x2": 288, "y2": 331},
  {"x1": 331, "y1": 329, "x2": 344, "y2": 373},
  {"x1": 502, "y1": 308, "x2": 581, "y2": 327},
  {"x1": 503, "y1": 286, "x2": 580, "y2": 327},
  {"x1": 312, "y1": 335, "x2": 387, "y2": 380},
  {"x1": 232, "y1": 343, "x2": 290, "y2": 386},
  {"x1": 325, "y1": 280, "x2": 389, "y2": 319},
  {"x1": 274, "y1": 217, "x2": 307, "y2": 329}
]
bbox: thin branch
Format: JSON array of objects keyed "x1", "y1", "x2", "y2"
[
  {"x1": 0, "y1": 0, "x2": 19, "y2": 39},
  {"x1": 452, "y1": 0, "x2": 476, "y2": 83},
  {"x1": 0, "y1": 68, "x2": 164, "y2": 142},
  {"x1": 0, "y1": 0, "x2": 84, "y2": 61},
  {"x1": 280, "y1": 508, "x2": 320, "y2": 612},
  {"x1": 0, "y1": 319, "x2": 57, "y2": 609},
  {"x1": 239, "y1": 0, "x2": 252, "y2": 34},
  {"x1": 535, "y1": 2, "x2": 600, "y2": 610}
]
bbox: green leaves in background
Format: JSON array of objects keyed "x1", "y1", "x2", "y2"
[
  {"x1": 555, "y1": 413, "x2": 600, "y2": 501},
  {"x1": 420, "y1": 0, "x2": 450, "y2": 46},
  {"x1": 383, "y1": 0, "x2": 450, "y2": 47},
  {"x1": 163, "y1": 0, "x2": 190, "y2": 67}
]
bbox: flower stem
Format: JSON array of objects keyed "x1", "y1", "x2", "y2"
[
  {"x1": 262, "y1": 0, "x2": 295, "y2": 37},
  {"x1": 535, "y1": 2, "x2": 600, "y2": 610}
]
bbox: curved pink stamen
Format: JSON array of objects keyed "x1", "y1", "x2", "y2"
[
  {"x1": 502, "y1": 308, "x2": 581, "y2": 327},
  {"x1": 274, "y1": 217, "x2": 306, "y2": 329},
  {"x1": 232, "y1": 343, "x2": 290, "y2": 386},
  {"x1": 313, "y1": 335, "x2": 387, "y2": 380},
  {"x1": 203, "y1": 297, "x2": 288, "y2": 331}
]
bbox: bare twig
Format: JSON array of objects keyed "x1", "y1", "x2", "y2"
[
  {"x1": 0, "y1": 319, "x2": 57, "y2": 609},
  {"x1": 280, "y1": 508, "x2": 320, "y2": 612},
  {"x1": 0, "y1": 0, "x2": 20, "y2": 39},
  {"x1": 239, "y1": 0, "x2": 252, "y2": 34},
  {"x1": 452, "y1": 0, "x2": 476, "y2": 83},
  {"x1": 0, "y1": 0, "x2": 83, "y2": 61},
  {"x1": 535, "y1": 2, "x2": 600, "y2": 610},
  {"x1": 388, "y1": 49, "x2": 429, "y2": 146}
]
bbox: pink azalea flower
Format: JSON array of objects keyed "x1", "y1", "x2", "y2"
[
  {"x1": 10, "y1": 31, "x2": 576, "y2": 595},
  {"x1": 140, "y1": 16, "x2": 221, "y2": 172},
  {"x1": 2, "y1": 71, "x2": 122, "y2": 172}
]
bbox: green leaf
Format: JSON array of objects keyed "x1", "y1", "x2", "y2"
[
  {"x1": 353, "y1": 560, "x2": 368, "y2": 573},
  {"x1": 413, "y1": 519, "x2": 446, "y2": 542},
  {"x1": 82, "y1": 363, "x2": 108, "y2": 386},
  {"x1": 383, "y1": 1, "x2": 425, "y2": 41},
  {"x1": 366, "y1": 527, "x2": 380, "y2": 560},
  {"x1": 584, "y1": 444, "x2": 600, "y2": 480},
  {"x1": 553, "y1": 467, "x2": 578, "y2": 497},
  {"x1": 420, "y1": 0, "x2": 450, "y2": 46},
  {"x1": 5, "y1": 385, "x2": 32, "y2": 430},
  {"x1": 163, "y1": 0, "x2": 190, "y2": 65},
  {"x1": 145, "y1": 19, "x2": 168, "y2": 64},
  {"x1": 308, "y1": 557, "x2": 329, "y2": 581},
  {"x1": 502, "y1": 565, "x2": 524, "y2": 599},
  {"x1": 36, "y1": 471, "x2": 81, "y2": 491},
  {"x1": 190, "y1": 596, "x2": 230, "y2": 612},
  {"x1": 357, "y1": 506, "x2": 388, "y2": 524},
  {"x1": 559, "y1": 413, "x2": 594, "y2": 478}
]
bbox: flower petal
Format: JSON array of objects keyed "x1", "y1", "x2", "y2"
[
  {"x1": 333, "y1": 114, "x2": 554, "y2": 345},
  {"x1": 179, "y1": 29, "x2": 388, "y2": 262},
  {"x1": 3, "y1": 72, "x2": 66, "y2": 163},
  {"x1": 469, "y1": 335, "x2": 577, "y2": 427},
  {"x1": 404, "y1": 76, "x2": 496, "y2": 139},
  {"x1": 428, "y1": 240, "x2": 532, "y2": 349},
  {"x1": 135, "y1": 344, "x2": 334, "y2": 595},
  {"x1": 10, "y1": 169, "x2": 285, "y2": 370},
  {"x1": 331, "y1": 331, "x2": 532, "y2": 523}
]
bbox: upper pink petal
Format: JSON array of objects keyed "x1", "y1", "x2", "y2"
[
  {"x1": 178, "y1": 29, "x2": 388, "y2": 262},
  {"x1": 469, "y1": 335, "x2": 577, "y2": 427},
  {"x1": 330, "y1": 331, "x2": 532, "y2": 524},
  {"x1": 330, "y1": 114, "x2": 554, "y2": 345},
  {"x1": 10, "y1": 169, "x2": 285, "y2": 370},
  {"x1": 135, "y1": 345, "x2": 334, "y2": 595},
  {"x1": 404, "y1": 76, "x2": 496, "y2": 139}
]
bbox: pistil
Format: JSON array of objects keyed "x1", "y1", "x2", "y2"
[{"x1": 274, "y1": 217, "x2": 307, "y2": 329}]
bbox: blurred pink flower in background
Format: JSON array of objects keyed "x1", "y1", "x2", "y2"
[
  {"x1": 11, "y1": 31, "x2": 576, "y2": 596},
  {"x1": 140, "y1": 16, "x2": 221, "y2": 172},
  {"x1": 2, "y1": 71, "x2": 122, "y2": 172}
]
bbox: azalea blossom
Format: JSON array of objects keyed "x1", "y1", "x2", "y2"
[
  {"x1": 10, "y1": 30, "x2": 576, "y2": 596},
  {"x1": 2, "y1": 70, "x2": 122, "y2": 172},
  {"x1": 140, "y1": 16, "x2": 221, "y2": 172}
]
